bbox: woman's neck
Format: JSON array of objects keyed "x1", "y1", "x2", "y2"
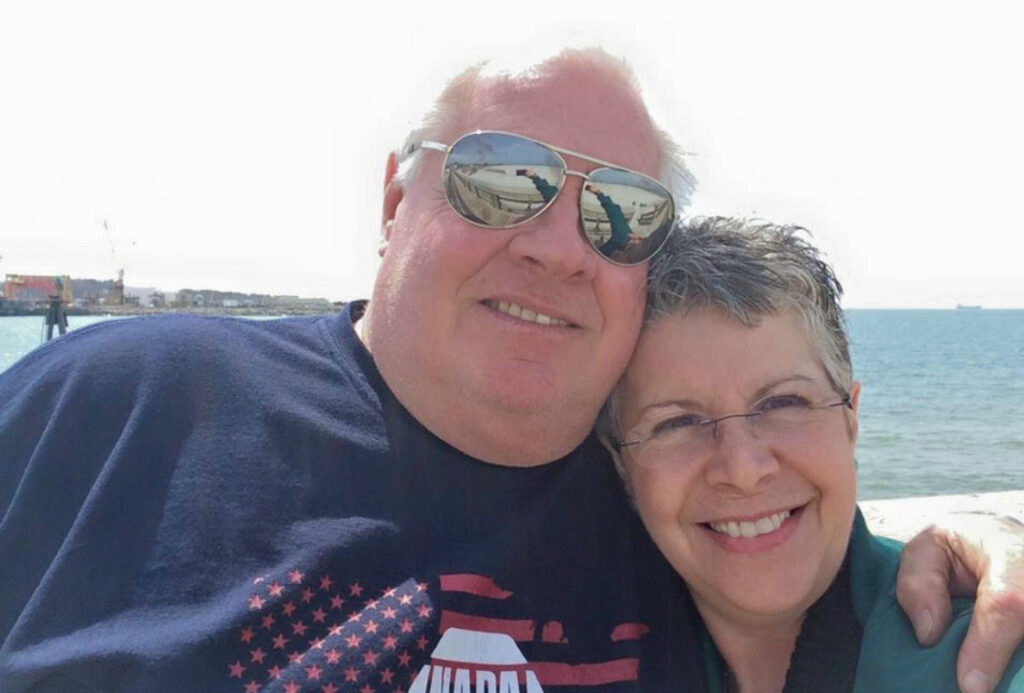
[{"x1": 700, "y1": 605, "x2": 804, "y2": 693}]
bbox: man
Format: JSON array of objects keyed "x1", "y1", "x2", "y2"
[{"x1": 1, "y1": 49, "x2": 1021, "y2": 693}]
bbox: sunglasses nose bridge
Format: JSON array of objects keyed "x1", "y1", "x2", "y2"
[{"x1": 506, "y1": 175, "x2": 600, "y2": 277}]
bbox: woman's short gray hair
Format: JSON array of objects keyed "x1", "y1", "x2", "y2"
[{"x1": 601, "y1": 216, "x2": 852, "y2": 445}]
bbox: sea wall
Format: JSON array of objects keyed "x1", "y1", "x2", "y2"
[{"x1": 861, "y1": 490, "x2": 1024, "y2": 542}]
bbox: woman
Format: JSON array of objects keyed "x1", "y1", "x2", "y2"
[{"x1": 603, "y1": 217, "x2": 1024, "y2": 692}]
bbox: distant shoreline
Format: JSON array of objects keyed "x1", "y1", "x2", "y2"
[
  {"x1": 0, "y1": 305, "x2": 341, "y2": 318},
  {"x1": 5, "y1": 306, "x2": 1021, "y2": 317}
]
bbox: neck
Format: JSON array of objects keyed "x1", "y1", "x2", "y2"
[
  {"x1": 355, "y1": 309, "x2": 593, "y2": 467},
  {"x1": 700, "y1": 604, "x2": 803, "y2": 693}
]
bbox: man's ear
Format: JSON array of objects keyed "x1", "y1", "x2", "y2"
[{"x1": 380, "y1": 152, "x2": 403, "y2": 254}]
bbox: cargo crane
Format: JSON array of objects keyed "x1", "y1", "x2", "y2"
[{"x1": 102, "y1": 218, "x2": 125, "y2": 306}]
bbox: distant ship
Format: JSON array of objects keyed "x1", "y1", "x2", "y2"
[{"x1": 955, "y1": 304, "x2": 982, "y2": 310}]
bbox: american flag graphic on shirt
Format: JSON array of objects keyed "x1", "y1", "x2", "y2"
[{"x1": 228, "y1": 569, "x2": 649, "y2": 692}]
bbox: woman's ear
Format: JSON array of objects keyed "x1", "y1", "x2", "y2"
[{"x1": 847, "y1": 381, "x2": 862, "y2": 442}]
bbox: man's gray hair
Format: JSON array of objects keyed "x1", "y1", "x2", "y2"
[
  {"x1": 601, "y1": 216, "x2": 852, "y2": 445},
  {"x1": 395, "y1": 47, "x2": 696, "y2": 208}
]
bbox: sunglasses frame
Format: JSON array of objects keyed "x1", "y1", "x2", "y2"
[{"x1": 405, "y1": 130, "x2": 676, "y2": 267}]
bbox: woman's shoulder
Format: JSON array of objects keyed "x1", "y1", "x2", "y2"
[{"x1": 849, "y1": 509, "x2": 1024, "y2": 692}]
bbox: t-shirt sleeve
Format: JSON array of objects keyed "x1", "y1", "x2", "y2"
[{"x1": 0, "y1": 319, "x2": 196, "y2": 645}]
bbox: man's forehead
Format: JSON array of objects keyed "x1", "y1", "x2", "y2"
[{"x1": 449, "y1": 68, "x2": 662, "y2": 178}]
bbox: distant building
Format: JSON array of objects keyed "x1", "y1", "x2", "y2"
[
  {"x1": 124, "y1": 286, "x2": 159, "y2": 308},
  {"x1": 3, "y1": 274, "x2": 73, "y2": 305},
  {"x1": 71, "y1": 277, "x2": 120, "y2": 306},
  {"x1": 2, "y1": 274, "x2": 332, "y2": 314}
]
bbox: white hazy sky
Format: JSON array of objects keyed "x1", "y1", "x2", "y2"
[{"x1": 1, "y1": 1, "x2": 1022, "y2": 308}]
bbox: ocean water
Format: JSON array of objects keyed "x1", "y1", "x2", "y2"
[
  {"x1": 2, "y1": 310, "x2": 1023, "y2": 499},
  {"x1": 848, "y1": 310, "x2": 1024, "y2": 499}
]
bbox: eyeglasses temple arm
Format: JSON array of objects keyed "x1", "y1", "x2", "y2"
[
  {"x1": 830, "y1": 393, "x2": 853, "y2": 409},
  {"x1": 612, "y1": 438, "x2": 642, "y2": 452},
  {"x1": 403, "y1": 140, "x2": 450, "y2": 159}
]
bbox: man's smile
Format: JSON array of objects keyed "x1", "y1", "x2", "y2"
[{"x1": 482, "y1": 299, "x2": 576, "y2": 328}]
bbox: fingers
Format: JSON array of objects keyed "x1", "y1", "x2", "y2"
[
  {"x1": 957, "y1": 586, "x2": 1024, "y2": 693},
  {"x1": 899, "y1": 515, "x2": 1024, "y2": 693},
  {"x1": 897, "y1": 524, "x2": 983, "y2": 646},
  {"x1": 896, "y1": 531, "x2": 955, "y2": 645},
  {"x1": 956, "y1": 518, "x2": 1024, "y2": 693}
]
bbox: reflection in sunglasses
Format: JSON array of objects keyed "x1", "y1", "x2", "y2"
[
  {"x1": 412, "y1": 131, "x2": 677, "y2": 265},
  {"x1": 445, "y1": 164, "x2": 565, "y2": 227}
]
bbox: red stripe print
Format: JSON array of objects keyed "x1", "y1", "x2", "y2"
[
  {"x1": 610, "y1": 622, "x2": 650, "y2": 641},
  {"x1": 541, "y1": 620, "x2": 568, "y2": 644},
  {"x1": 531, "y1": 658, "x2": 640, "y2": 685},
  {"x1": 439, "y1": 610, "x2": 535, "y2": 641},
  {"x1": 428, "y1": 659, "x2": 530, "y2": 677},
  {"x1": 438, "y1": 574, "x2": 513, "y2": 599}
]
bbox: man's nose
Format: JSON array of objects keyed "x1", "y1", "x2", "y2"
[
  {"x1": 703, "y1": 417, "x2": 780, "y2": 494},
  {"x1": 506, "y1": 174, "x2": 599, "y2": 280}
]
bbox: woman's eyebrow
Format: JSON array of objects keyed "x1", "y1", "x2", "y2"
[
  {"x1": 634, "y1": 374, "x2": 819, "y2": 420},
  {"x1": 631, "y1": 398, "x2": 705, "y2": 423},
  {"x1": 750, "y1": 374, "x2": 816, "y2": 401}
]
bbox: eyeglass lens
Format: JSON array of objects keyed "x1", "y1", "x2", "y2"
[
  {"x1": 444, "y1": 132, "x2": 566, "y2": 227},
  {"x1": 442, "y1": 132, "x2": 674, "y2": 264},
  {"x1": 628, "y1": 399, "x2": 848, "y2": 470}
]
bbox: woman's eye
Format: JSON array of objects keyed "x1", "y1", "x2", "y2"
[
  {"x1": 757, "y1": 394, "x2": 811, "y2": 413},
  {"x1": 651, "y1": 414, "x2": 704, "y2": 437}
]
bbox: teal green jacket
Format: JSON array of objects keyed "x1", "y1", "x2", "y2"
[{"x1": 703, "y1": 509, "x2": 1024, "y2": 692}]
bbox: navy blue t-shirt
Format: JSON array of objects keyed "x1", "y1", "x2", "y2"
[{"x1": 0, "y1": 303, "x2": 705, "y2": 692}]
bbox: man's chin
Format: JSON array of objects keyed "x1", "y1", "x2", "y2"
[
  {"x1": 471, "y1": 361, "x2": 565, "y2": 411},
  {"x1": 470, "y1": 362, "x2": 600, "y2": 422}
]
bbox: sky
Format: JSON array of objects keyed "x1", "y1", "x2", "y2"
[{"x1": 1, "y1": 1, "x2": 1022, "y2": 308}]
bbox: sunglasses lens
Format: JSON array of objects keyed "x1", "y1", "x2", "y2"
[
  {"x1": 580, "y1": 168, "x2": 675, "y2": 265},
  {"x1": 442, "y1": 132, "x2": 565, "y2": 228}
]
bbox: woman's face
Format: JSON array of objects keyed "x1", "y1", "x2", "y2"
[{"x1": 617, "y1": 308, "x2": 859, "y2": 628}]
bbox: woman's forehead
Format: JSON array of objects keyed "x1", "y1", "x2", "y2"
[{"x1": 624, "y1": 309, "x2": 829, "y2": 408}]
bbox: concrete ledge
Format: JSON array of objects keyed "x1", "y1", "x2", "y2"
[{"x1": 861, "y1": 490, "x2": 1024, "y2": 542}]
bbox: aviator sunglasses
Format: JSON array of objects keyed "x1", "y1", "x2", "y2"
[{"x1": 405, "y1": 131, "x2": 676, "y2": 266}]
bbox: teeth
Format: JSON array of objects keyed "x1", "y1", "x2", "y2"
[
  {"x1": 485, "y1": 300, "x2": 568, "y2": 327},
  {"x1": 708, "y1": 510, "x2": 792, "y2": 538}
]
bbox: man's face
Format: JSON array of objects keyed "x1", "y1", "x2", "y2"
[{"x1": 370, "y1": 66, "x2": 661, "y2": 459}]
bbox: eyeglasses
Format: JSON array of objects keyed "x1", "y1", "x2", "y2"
[
  {"x1": 404, "y1": 131, "x2": 676, "y2": 266},
  {"x1": 614, "y1": 392, "x2": 852, "y2": 470}
]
